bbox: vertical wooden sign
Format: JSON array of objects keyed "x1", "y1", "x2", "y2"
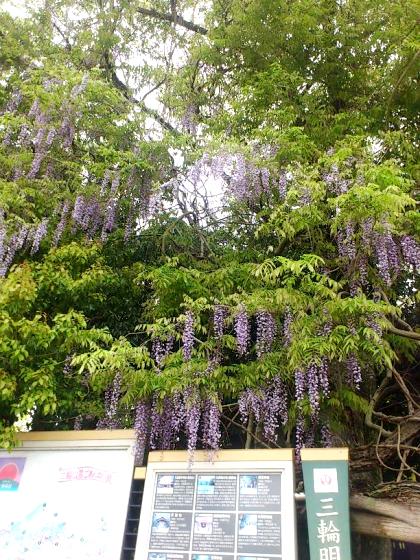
[{"x1": 301, "y1": 448, "x2": 352, "y2": 560}]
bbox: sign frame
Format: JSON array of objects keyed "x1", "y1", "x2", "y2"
[
  {"x1": 0, "y1": 430, "x2": 136, "y2": 560},
  {"x1": 135, "y1": 448, "x2": 297, "y2": 560}
]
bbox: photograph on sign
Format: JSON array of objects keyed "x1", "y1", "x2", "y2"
[{"x1": 0, "y1": 457, "x2": 26, "y2": 492}]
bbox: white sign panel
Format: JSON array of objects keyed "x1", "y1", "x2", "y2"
[
  {"x1": 135, "y1": 449, "x2": 297, "y2": 560},
  {"x1": 0, "y1": 431, "x2": 136, "y2": 560}
]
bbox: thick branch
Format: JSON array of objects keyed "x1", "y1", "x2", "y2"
[
  {"x1": 351, "y1": 511, "x2": 420, "y2": 544},
  {"x1": 107, "y1": 61, "x2": 179, "y2": 134},
  {"x1": 387, "y1": 324, "x2": 420, "y2": 341},
  {"x1": 137, "y1": 7, "x2": 208, "y2": 35}
]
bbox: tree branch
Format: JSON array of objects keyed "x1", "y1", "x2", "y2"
[
  {"x1": 105, "y1": 58, "x2": 179, "y2": 134},
  {"x1": 137, "y1": 7, "x2": 208, "y2": 35},
  {"x1": 387, "y1": 324, "x2": 420, "y2": 341}
]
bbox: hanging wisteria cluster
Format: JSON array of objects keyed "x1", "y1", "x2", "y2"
[
  {"x1": 0, "y1": 77, "x2": 162, "y2": 276},
  {"x1": 97, "y1": 372, "x2": 122, "y2": 430},
  {"x1": 131, "y1": 389, "x2": 222, "y2": 466}
]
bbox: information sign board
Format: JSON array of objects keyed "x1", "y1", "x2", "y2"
[
  {"x1": 0, "y1": 430, "x2": 136, "y2": 560},
  {"x1": 135, "y1": 449, "x2": 297, "y2": 560}
]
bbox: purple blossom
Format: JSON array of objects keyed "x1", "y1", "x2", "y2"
[
  {"x1": 97, "y1": 372, "x2": 122, "y2": 429},
  {"x1": 134, "y1": 400, "x2": 150, "y2": 465},
  {"x1": 30, "y1": 218, "x2": 49, "y2": 255},
  {"x1": 63, "y1": 354, "x2": 73, "y2": 376},
  {"x1": 100, "y1": 170, "x2": 111, "y2": 195},
  {"x1": 2, "y1": 129, "x2": 12, "y2": 146},
  {"x1": 365, "y1": 313, "x2": 382, "y2": 337},
  {"x1": 27, "y1": 151, "x2": 46, "y2": 179},
  {"x1": 152, "y1": 336, "x2": 174, "y2": 369},
  {"x1": 202, "y1": 398, "x2": 221, "y2": 452},
  {"x1": 323, "y1": 164, "x2": 348, "y2": 195},
  {"x1": 238, "y1": 388, "x2": 262, "y2": 425},
  {"x1": 318, "y1": 358, "x2": 330, "y2": 397},
  {"x1": 300, "y1": 187, "x2": 311, "y2": 206},
  {"x1": 110, "y1": 171, "x2": 120, "y2": 194},
  {"x1": 72, "y1": 195, "x2": 85, "y2": 227},
  {"x1": 374, "y1": 233, "x2": 391, "y2": 285},
  {"x1": 359, "y1": 255, "x2": 368, "y2": 285},
  {"x1": 60, "y1": 115, "x2": 75, "y2": 149},
  {"x1": 283, "y1": 307, "x2": 293, "y2": 346},
  {"x1": 260, "y1": 167, "x2": 270, "y2": 194},
  {"x1": 74, "y1": 416, "x2": 83, "y2": 430},
  {"x1": 101, "y1": 197, "x2": 118, "y2": 241},
  {"x1": 213, "y1": 305, "x2": 228, "y2": 340},
  {"x1": 181, "y1": 104, "x2": 197, "y2": 135},
  {"x1": 263, "y1": 376, "x2": 288, "y2": 441},
  {"x1": 18, "y1": 124, "x2": 31, "y2": 147},
  {"x1": 295, "y1": 414, "x2": 305, "y2": 462},
  {"x1": 307, "y1": 363, "x2": 320, "y2": 420},
  {"x1": 5, "y1": 88, "x2": 22, "y2": 113},
  {"x1": 278, "y1": 171, "x2": 287, "y2": 200},
  {"x1": 45, "y1": 128, "x2": 56, "y2": 148},
  {"x1": 13, "y1": 166, "x2": 23, "y2": 181},
  {"x1": 71, "y1": 74, "x2": 89, "y2": 98},
  {"x1": 231, "y1": 154, "x2": 248, "y2": 200},
  {"x1": 28, "y1": 99, "x2": 40, "y2": 118},
  {"x1": 295, "y1": 369, "x2": 306, "y2": 402},
  {"x1": 346, "y1": 354, "x2": 362, "y2": 389},
  {"x1": 385, "y1": 230, "x2": 400, "y2": 275},
  {"x1": 149, "y1": 395, "x2": 163, "y2": 450},
  {"x1": 52, "y1": 201, "x2": 70, "y2": 246},
  {"x1": 255, "y1": 310, "x2": 277, "y2": 357},
  {"x1": 182, "y1": 311, "x2": 195, "y2": 361},
  {"x1": 235, "y1": 305, "x2": 250, "y2": 356},
  {"x1": 170, "y1": 392, "x2": 186, "y2": 440},
  {"x1": 185, "y1": 389, "x2": 201, "y2": 461},
  {"x1": 401, "y1": 236, "x2": 420, "y2": 270}
]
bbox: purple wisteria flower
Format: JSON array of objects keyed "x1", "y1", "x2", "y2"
[
  {"x1": 202, "y1": 398, "x2": 221, "y2": 452},
  {"x1": 238, "y1": 388, "x2": 262, "y2": 425},
  {"x1": 295, "y1": 414, "x2": 305, "y2": 461},
  {"x1": 318, "y1": 358, "x2": 330, "y2": 397},
  {"x1": 134, "y1": 400, "x2": 150, "y2": 465},
  {"x1": 97, "y1": 372, "x2": 122, "y2": 429},
  {"x1": 152, "y1": 336, "x2": 174, "y2": 369},
  {"x1": 52, "y1": 201, "x2": 70, "y2": 246},
  {"x1": 213, "y1": 304, "x2": 228, "y2": 340},
  {"x1": 320, "y1": 424, "x2": 333, "y2": 448},
  {"x1": 294, "y1": 368, "x2": 306, "y2": 403},
  {"x1": 400, "y1": 235, "x2": 420, "y2": 271},
  {"x1": 283, "y1": 307, "x2": 293, "y2": 347},
  {"x1": 182, "y1": 311, "x2": 195, "y2": 361},
  {"x1": 74, "y1": 415, "x2": 83, "y2": 430},
  {"x1": 30, "y1": 218, "x2": 49, "y2": 255},
  {"x1": 255, "y1": 310, "x2": 277, "y2": 357},
  {"x1": 374, "y1": 232, "x2": 391, "y2": 285},
  {"x1": 149, "y1": 395, "x2": 163, "y2": 450},
  {"x1": 101, "y1": 197, "x2": 118, "y2": 242},
  {"x1": 235, "y1": 305, "x2": 250, "y2": 356},
  {"x1": 278, "y1": 171, "x2": 288, "y2": 200},
  {"x1": 307, "y1": 363, "x2": 320, "y2": 420},
  {"x1": 185, "y1": 388, "x2": 201, "y2": 462},
  {"x1": 346, "y1": 354, "x2": 362, "y2": 389},
  {"x1": 263, "y1": 376, "x2": 288, "y2": 441}
]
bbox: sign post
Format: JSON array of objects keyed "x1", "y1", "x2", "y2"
[
  {"x1": 301, "y1": 448, "x2": 352, "y2": 560},
  {"x1": 135, "y1": 449, "x2": 297, "y2": 560}
]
